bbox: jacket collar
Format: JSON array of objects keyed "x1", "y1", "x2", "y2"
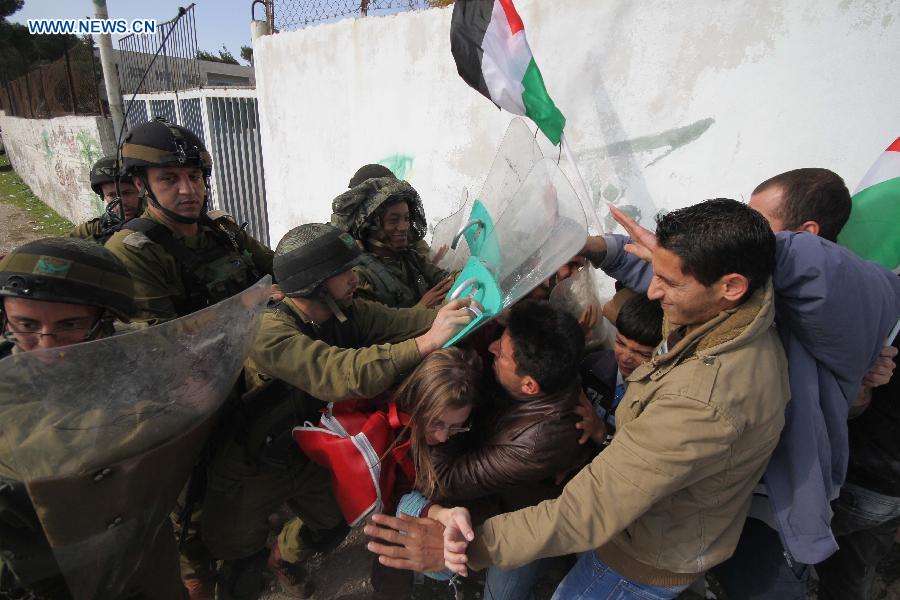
[{"x1": 630, "y1": 279, "x2": 775, "y2": 382}]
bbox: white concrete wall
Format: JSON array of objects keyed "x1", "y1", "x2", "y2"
[
  {"x1": 0, "y1": 115, "x2": 115, "y2": 224},
  {"x1": 255, "y1": 0, "x2": 900, "y2": 244}
]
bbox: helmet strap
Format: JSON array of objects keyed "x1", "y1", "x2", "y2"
[
  {"x1": 140, "y1": 173, "x2": 207, "y2": 225},
  {"x1": 323, "y1": 293, "x2": 348, "y2": 323}
]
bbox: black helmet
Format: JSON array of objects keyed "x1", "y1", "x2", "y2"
[
  {"x1": 121, "y1": 118, "x2": 212, "y2": 176},
  {"x1": 89, "y1": 155, "x2": 127, "y2": 196},
  {"x1": 0, "y1": 237, "x2": 136, "y2": 321},
  {"x1": 274, "y1": 223, "x2": 362, "y2": 297},
  {"x1": 348, "y1": 164, "x2": 396, "y2": 188}
]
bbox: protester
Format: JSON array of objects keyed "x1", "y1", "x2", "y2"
[{"x1": 369, "y1": 199, "x2": 791, "y2": 600}]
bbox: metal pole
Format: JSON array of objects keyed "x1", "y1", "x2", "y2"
[
  {"x1": 88, "y1": 39, "x2": 105, "y2": 116},
  {"x1": 361, "y1": 0, "x2": 369, "y2": 16},
  {"x1": 63, "y1": 46, "x2": 78, "y2": 115},
  {"x1": 94, "y1": 0, "x2": 125, "y2": 138}
]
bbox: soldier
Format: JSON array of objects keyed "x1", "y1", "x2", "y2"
[
  {"x1": 0, "y1": 237, "x2": 187, "y2": 598},
  {"x1": 104, "y1": 118, "x2": 274, "y2": 325},
  {"x1": 197, "y1": 223, "x2": 474, "y2": 599},
  {"x1": 70, "y1": 155, "x2": 143, "y2": 242},
  {"x1": 331, "y1": 176, "x2": 453, "y2": 309}
]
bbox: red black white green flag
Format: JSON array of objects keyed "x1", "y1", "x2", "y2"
[{"x1": 451, "y1": 0, "x2": 566, "y2": 145}]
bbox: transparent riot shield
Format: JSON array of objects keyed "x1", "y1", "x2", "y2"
[
  {"x1": 445, "y1": 158, "x2": 588, "y2": 346},
  {"x1": 0, "y1": 277, "x2": 271, "y2": 599},
  {"x1": 430, "y1": 188, "x2": 471, "y2": 272},
  {"x1": 436, "y1": 117, "x2": 545, "y2": 272},
  {"x1": 549, "y1": 264, "x2": 615, "y2": 349}
]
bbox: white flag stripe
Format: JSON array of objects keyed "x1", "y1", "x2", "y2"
[
  {"x1": 855, "y1": 150, "x2": 900, "y2": 194},
  {"x1": 481, "y1": 0, "x2": 531, "y2": 115}
]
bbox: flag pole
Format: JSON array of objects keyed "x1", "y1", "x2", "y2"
[{"x1": 560, "y1": 130, "x2": 603, "y2": 234}]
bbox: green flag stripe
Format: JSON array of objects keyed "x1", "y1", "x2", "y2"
[
  {"x1": 521, "y1": 58, "x2": 566, "y2": 145},
  {"x1": 838, "y1": 176, "x2": 900, "y2": 269}
]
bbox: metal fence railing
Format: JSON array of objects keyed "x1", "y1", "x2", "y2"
[
  {"x1": 272, "y1": 0, "x2": 452, "y2": 32},
  {"x1": 0, "y1": 42, "x2": 106, "y2": 119},
  {"x1": 125, "y1": 90, "x2": 271, "y2": 245},
  {"x1": 117, "y1": 4, "x2": 201, "y2": 96}
]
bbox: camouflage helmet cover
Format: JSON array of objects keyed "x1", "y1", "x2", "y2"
[
  {"x1": 330, "y1": 177, "x2": 427, "y2": 244},
  {"x1": 0, "y1": 237, "x2": 136, "y2": 320},
  {"x1": 89, "y1": 155, "x2": 129, "y2": 196},
  {"x1": 121, "y1": 118, "x2": 212, "y2": 175},
  {"x1": 274, "y1": 223, "x2": 363, "y2": 297}
]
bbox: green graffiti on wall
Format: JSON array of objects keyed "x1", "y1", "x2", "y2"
[
  {"x1": 378, "y1": 154, "x2": 414, "y2": 180},
  {"x1": 76, "y1": 131, "x2": 101, "y2": 168},
  {"x1": 41, "y1": 131, "x2": 52, "y2": 161}
]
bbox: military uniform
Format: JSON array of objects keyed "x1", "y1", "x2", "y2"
[
  {"x1": 70, "y1": 217, "x2": 105, "y2": 241},
  {"x1": 105, "y1": 210, "x2": 273, "y2": 324},
  {"x1": 202, "y1": 297, "x2": 435, "y2": 563},
  {"x1": 354, "y1": 249, "x2": 448, "y2": 308}
]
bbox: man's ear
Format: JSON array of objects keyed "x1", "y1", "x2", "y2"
[
  {"x1": 132, "y1": 176, "x2": 145, "y2": 194},
  {"x1": 520, "y1": 376, "x2": 541, "y2": 397},
  {"x1": 795, "y1": 221, "x2": 820, "y2": 237},
  {"x1": 720, "y1": 273, "x2": 750, "y2": 303}
]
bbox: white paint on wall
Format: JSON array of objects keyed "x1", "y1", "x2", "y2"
[
  {"x1": 255, "y1": 0, "x2": 900, "y2": 245},
  {"x1": 0, "y1": 115, "x2": 115, "y2": 225}
]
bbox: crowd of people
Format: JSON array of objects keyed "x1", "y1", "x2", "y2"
[{"x1": 0, "y1": 116, "x2": 898, "y2": 600}]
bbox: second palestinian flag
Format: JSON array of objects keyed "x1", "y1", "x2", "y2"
[
  {"x1": 838, "y1": 137, "x2": 900, "y2": 270},
  {"x1": 451, "y1": 0, "x2": 566, "y2": 145}
]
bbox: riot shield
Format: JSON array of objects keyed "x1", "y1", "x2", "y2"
[
  {"x1": 435, "y1": 117, "x2": 544, "y2": 272},
  {"x1": 0, "y1": 277, "x2": 271, "y2": 599},
  {"x1": 549, "y1": 264, "x2": 615, "y2": 349},
  {"x1": 429, "y1": 188, "x2": 471, "y2": 272},
  {"x1": 445, "y1": 158, "x2": 588, "y2": 346}
]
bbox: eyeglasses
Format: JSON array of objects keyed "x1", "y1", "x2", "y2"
[
  {"x1": 3, "y1": 319, "x2": 103, "y2": 346},
  {"x1": 426, "y1": 421, "x2": 472, "y2": 436}
]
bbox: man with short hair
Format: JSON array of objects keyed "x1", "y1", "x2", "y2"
[
  {"x1": 748, "y1": 167, "x2": 851, "y2": 242},
  {"x1": 71, "y1": 155, "x2": 144, "y2": 242},
  {"x1": 201, "y1": 222, "x2": 473, "y2": 599},
  {"x1": 370, "y1": 199, "x2": 792, "y2": 600},
  {"x1": 0, "y1": 237, "x2": 187, "y2": 599},
  {"x1": 105, "y1": 118, "x2": 273, "y2": 324}
]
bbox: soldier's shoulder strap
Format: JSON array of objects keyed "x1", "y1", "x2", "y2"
[
  {"x1": 122, "y1": 218, "x2": 205, "y2": 274},
  {"x1": 356, "y1": 254, "x2": 411, "y2": 305},
  {"x1": 206, "y1": 209, "x2": 233, "y2": 222}
]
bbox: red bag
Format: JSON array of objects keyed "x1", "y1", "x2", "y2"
[{"x1": 292, "y1": 401, "x2": 414, "y2": 526}]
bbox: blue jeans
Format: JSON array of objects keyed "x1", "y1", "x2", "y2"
[
  {"x1": 550, "y1": 551, "x2": 688, "y2": 600},
  {"x1": 816, "y1": 482, "x2": 900, "y2": 600},
  {"x1": 484, "y1": 558, "x2": 549, "y2": 600}
]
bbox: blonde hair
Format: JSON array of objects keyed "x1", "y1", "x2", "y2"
[{"x1": 394, "y1": 346, "x2": 482, "y2": 500}]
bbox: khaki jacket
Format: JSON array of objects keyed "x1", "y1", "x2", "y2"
[{"x1": 468, "y1": 282, "x2": 789, "y2": 586}]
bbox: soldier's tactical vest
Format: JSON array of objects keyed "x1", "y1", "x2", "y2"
[
  {"x1": 122, "y1": 213, "x2": 260, "y2": 316},
  {"x1": 236, "y1": 302, "x2": 364, "y2": 470},
  {"x1": 357, "y1": 254, "x2": 429, "y2": 308}
]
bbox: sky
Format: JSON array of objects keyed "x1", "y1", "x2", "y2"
[{"x1": 9, "y1": 0, "x2": 257, "y2": 65}]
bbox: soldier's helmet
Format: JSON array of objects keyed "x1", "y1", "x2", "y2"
[
  {"x1": 89, "y1": 155, "x2": 127, "y2": 196},
  {"x1": 274, "y1": 223, "x2": 363, "y2": 297},
  {"x1": 348, "y1": 163, "x2": 395, "y2": 188},
  {"x1": 0, "y1": 237, "x2": 136, "y2": 322},
  {"x1": 121, "y1": 118, "x2": 212, "y2": 176},
  {"x1": 330, "y1": 177, "x2": 427, "y2": 244}
]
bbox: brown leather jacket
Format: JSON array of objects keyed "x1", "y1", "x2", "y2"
[{"x1": 429, "y1": 382, "x2": 592, "y2": 512}]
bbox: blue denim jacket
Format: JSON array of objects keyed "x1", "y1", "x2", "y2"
[{"x1": 598, "y1": 231, "x2": 900, "y2": 564}]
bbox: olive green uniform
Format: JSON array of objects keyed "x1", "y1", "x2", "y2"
[
  {"x1": 104, "y1": 210, "x2": 273, "y2": 324},
  {"x1": 201, "y1": 298, "x2": 435, "y2": 563},
  {"x1": 0, "y1": 401, "x2": 198, "y2": 600},
  {"x1": 354, "y1": 249, "x2": 448, "y2": 308},
  {"x1": 69, "y1": 217, "x2": 105, "y2": 241}
]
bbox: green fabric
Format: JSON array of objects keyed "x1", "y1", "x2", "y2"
[
  {"x1": 521, "y1": 58, "x2": 566, "y2": 146},
  {"x1": 838, "y1": 177, "x2": 900, "y2": 270}
]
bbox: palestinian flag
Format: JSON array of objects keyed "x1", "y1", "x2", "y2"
[
  {"x1": 838, "y1": 137, "x2": 900, "y2": 270},
  {"x1": 451, "y1": 0, "x2": 566, "y2": 145}
]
